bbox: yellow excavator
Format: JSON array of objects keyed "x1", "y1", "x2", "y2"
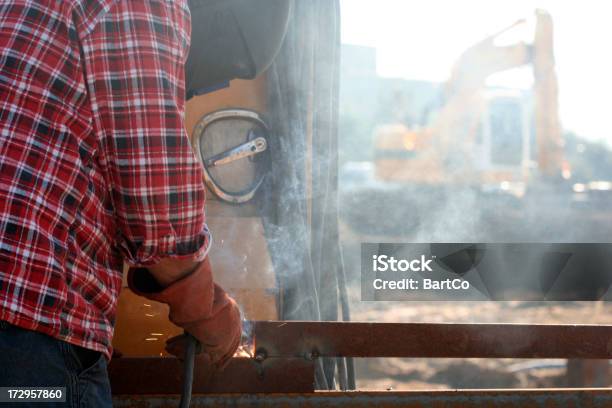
[{"x1": 374, "y1": 9, "x2": 568, "y2": 194}]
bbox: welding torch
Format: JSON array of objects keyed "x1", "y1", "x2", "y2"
[{"x1": 179, "y1": 318, "x2": 250, "y2": 407}]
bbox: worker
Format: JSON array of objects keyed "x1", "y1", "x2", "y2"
[{"x1": 0, "y1": 0, "x2": 241, "y2": 406}]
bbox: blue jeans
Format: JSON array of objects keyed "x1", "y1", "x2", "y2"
[{"x1": 0, "y1": 321, "x2": 112, "y2": 407}]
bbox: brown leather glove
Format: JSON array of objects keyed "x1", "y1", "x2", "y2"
[{"x1": 128, "y1": 257, "x2": 242, "y2": 368}]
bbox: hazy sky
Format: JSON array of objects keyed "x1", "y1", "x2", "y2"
[{"x1": 340, "y1": 0, "x2": 612, "y2": 143}]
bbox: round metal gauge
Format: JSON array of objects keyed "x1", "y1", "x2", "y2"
[{"x1": 193, "y1": 109, "x2": 269, "y2": 204}]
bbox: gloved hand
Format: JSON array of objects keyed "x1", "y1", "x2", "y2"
[{"x1": 128, "y1": 257, "x2": 242, "y2": 368}]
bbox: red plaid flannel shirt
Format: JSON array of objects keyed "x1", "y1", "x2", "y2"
[{"x1": 0, "y1": 0, "x2": 209, "y2": 359}]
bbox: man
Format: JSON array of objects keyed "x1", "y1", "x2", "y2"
[{"x1": 0, "y1": 0, "x2": 241, "y2": 406}]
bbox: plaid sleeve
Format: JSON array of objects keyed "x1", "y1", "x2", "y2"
[{"x1": 80, "y1": 0, "x2": 210, "y2": 265}]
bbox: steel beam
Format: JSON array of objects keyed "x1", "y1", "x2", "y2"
[
  {"x1": 108, "y1": 357, "x2": 314, "y2": 394},
  {"x1": 113, "y1": 389, "x2": 612, "y2": 408},
  {"x1": 253, "y1": 321, "x2": 612, "y2": 359}
]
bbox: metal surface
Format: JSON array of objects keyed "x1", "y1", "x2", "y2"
[
  {"x1": 253, "y1": 321, "x2": 612, "y2": 359},
  {"x1": 113, "y1": 389, "x2": 612, "y2": 408},
  {"x1": 108, "y1": 357, "x2": 314, "y2": 394},
  {"x1": 193, "y1": 109, "x2": 269, "y2": 204}
]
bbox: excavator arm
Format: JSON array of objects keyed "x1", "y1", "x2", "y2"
[
  {"x1": 446, "y1": 19, "x2": 531, "y2": 96},
  {"x1": 532, "y1": 9, "x2": 564, "y2": 178}
]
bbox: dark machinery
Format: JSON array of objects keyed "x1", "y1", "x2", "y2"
[{"x1": 185, "y1": 0, "x2": 292, "y2": 99}]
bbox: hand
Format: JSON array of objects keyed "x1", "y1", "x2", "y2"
[
  {"x1": 128, "y1": 257, "x2": 242, "y2": 368},
  {"x1": 166, "y1": 284, "x2": 242, "y2": 368}
]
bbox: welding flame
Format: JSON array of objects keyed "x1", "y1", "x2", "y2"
[{"x1": 233, "y1": 318, "x2": 254, "y2": 358}]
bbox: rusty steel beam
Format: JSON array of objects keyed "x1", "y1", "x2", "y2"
[
  {"x1": 108, "y1": 357, "x2": 314, "y2": 394},
  {"x1": 253, "y1": 321, "x2": 612, "y2": 359},
  {"x1": 113, "y1": 389, "x2": 612, "y2": 408}
]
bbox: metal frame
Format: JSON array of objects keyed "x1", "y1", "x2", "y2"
[
  {"x1": 109, "y1": 357, "x2": 314, "y2": 394},
  {"x1": 113, "y1": 389, "x2": 612, "y2": 408},
  {"x1": 253, "y1": 321, "x2": 612, "y2": 359},
  {"x1": 109, "y1": 321, "x2": 612, "y2": 406}
]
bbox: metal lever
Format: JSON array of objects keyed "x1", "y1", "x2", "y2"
[{"x1": 204, "y1": 135, "x2": 267, "y2": 168}]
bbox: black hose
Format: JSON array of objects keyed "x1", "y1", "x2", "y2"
[{"x1": 179, "y1": 334, "x2": 198, "y2": 408}]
